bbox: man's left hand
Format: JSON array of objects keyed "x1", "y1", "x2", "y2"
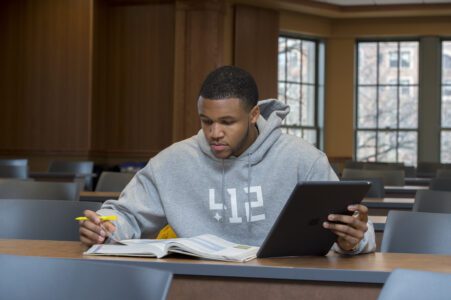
[{"x1": 323, "y1": 204, "x2": 369, "y2": 251}]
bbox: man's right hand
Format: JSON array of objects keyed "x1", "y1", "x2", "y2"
[{"x1": 79, "y1": 210, "x2": 116, "y2": 246}]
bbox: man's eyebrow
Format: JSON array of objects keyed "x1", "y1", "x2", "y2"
[{"x1": 199, "y1": 114, "x2": 236, "y2": 121}]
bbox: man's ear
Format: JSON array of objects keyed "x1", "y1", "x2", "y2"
[{"x1": 249, "y1": 105, "x2": 260, "y2": 124}]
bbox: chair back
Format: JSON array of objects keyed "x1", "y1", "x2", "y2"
[
  {"x1": 0, "y1": 254, "x2": 172, "y2": 300},
  {"x1": 362, "y1": 162, "x2": 404, "y2": 171},
  {"x1": 95, "y1": 171, "x2": 134, "y2": 192},
  {"x1": 49, "y1": 160, "x2": 94, "y2": 190},
  {"x1": 342, "y1": 168, "x2": 405, "y2": 186},
  {"x1": 0, "y1": 165, "x2": 28, "y2": 179},
  {"x1": 0, "y1": 199, "x2": 101, "y2": 240},
  {"x1": 378, "y1": 268, "x2": 451, "y2": 300},
  {"x1": 429, "y1": 177, "x2": 451, "y2": 192},
  {"x1": 413, "y1": 190, "x2": 451, "y2": 213},
  {"x1": 436, "y1": 169, "x2": 451, "y2": 178},
  {"x1": 381, "y1": 210, "x2": 451, "y2": 254},
  {"x1": 0, "y1": 158, "x2": 28, "y2": 166},
  {"x1": 0, "y1": 181, "x2": 79, "y2": 201},
  {"x1": 341, "y1": 178, "x2": 385, "y2": 198},
  {"x1": 417, "y1": 162, "x2": 443, "y2": 178}
]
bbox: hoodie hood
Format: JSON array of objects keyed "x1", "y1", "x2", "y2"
[{"x1": 196, "y1": 99, "x2": 290, "y2": 164}]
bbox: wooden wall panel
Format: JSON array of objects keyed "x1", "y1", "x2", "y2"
[
  {"x1": 0, "y1": 0, "x2": 93, "y2": 155},
  {"x1": 91, "y1": 1, "x2": 175, "y2": 160},
  {"x1": 234, "y1": 5, "x2": 279, "y2": 100},
  {"x1": 172, "y1": 0, "x2": 226, "y2": 141}
]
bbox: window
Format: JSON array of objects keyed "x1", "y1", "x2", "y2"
[
  {"x1": 278, "y1": 36, "x2": 323, "y2": 147},
  {"x1": 442, "y1": 41, "x2": 451, "y2": 163},
  {"x1": 356, "y1": 41, "x2": 419, "y2": 166}
]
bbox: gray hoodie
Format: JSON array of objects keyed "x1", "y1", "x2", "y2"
[{"x1": 98, "y1": 99, "x2": 375, "y2": 252}]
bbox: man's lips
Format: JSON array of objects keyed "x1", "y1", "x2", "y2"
[{"x1": 210, "y1": 144, "x2": 227, "y2": 152}]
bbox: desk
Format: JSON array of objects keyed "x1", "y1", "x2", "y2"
[
  {"x1": 384, "y1": 185, "x2": 428, "y2": 197},
  {"x1": 404, "y1": 177, "x2": 431, "y2": 186},
  {"x1": 80, "y1": 191, "x2": 120, "y2": 202},
  {"x1": 2, "y1": 239, "x2": 451, "y2": 300},
  {"x1": 368, "y1": 215, "x2": 387, "y2": 232},
  {"x1": 363, "y1": 197, "x2": 414, "y2": 216},
  {"x1": 29, "y1": 172, "x2": 97, "y2": 191}
]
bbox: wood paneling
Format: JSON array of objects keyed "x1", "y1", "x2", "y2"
[
  {"x1": 172, "y1": 0, "x2": 226, "y2": 140},
  {"x1": 91, "y1": 1, "x2": 175, "y2": 160},
  {"x1": 234, "y1": 5, "x2": 278, "y2": 100},
  {"x1": 0, "y1": 0, "x2": 93, "y2": 155}
]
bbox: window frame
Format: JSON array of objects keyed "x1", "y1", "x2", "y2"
[
  {"x1": 355, "y1": 38, "x2": 420, "y2": 165},
  {"x1": 278, "y1": 34, "x2": 324, "y2": 149},
  {"x1": 441, "y1": 39, "x2": 451, "y2": 163}
]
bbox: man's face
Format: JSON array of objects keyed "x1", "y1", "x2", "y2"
[{"x1": 198, "y1": 97, "x2": 259, "y2": 159}]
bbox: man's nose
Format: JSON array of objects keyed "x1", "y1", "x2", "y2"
[{"x1": 210, "y1": 123, "x2": 224, "y2": 139}]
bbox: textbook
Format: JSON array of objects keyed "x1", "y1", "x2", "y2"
[{"x1": 84, "y1": 234, "x2": 258, "y2": 262}]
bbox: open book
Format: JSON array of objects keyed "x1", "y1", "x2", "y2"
[{"x1": 84, "y1": 234, "x2": 258, "y2": 262}]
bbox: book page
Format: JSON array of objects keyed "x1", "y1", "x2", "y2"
[
  {"x1": 84, "y1": 241, "x2": 169, "y2": 258},
  {"x1": 168, "y1": 234, "x2": 258, "y2": 262}
]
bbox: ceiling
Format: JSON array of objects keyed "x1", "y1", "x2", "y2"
[{"x1": 312, "y1": 0, "x2": 451, "y2": 5}]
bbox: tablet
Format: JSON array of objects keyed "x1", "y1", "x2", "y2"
[{"x1": 257, "y1": 181, "x2": 371, "y2": 258}]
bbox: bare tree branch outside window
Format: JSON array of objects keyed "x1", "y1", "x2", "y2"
[
  {"x1": 278, "y1": 36, "x2": 320, "y2": 147},
  {"x1": 356, "y1": 41, "x2": 419, "y2": 166},
  {"x1": 441, "y1": 41, "x2": 451, "y2": 163}
]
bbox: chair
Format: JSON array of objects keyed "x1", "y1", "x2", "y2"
[
  {"x1": 378, "y1": 268, "x2": 451, "y2": 300},
  {"x1": 0, "y1": 199, "x2": 101, "y2": 240},
  {"x1": 362, "y1": 162, "x2": 404, "y2": 171},
  {"x1": 341, "y1": 178, "x2": 385, "y2": 198},
  {"x1": 0, "y1": 165, "x2": 28, "y2": 179},
  {"x1": 344, "y1": 160, "x2": 365, "y2": 169},
  {"x1": 429, "y1": 177, "x2": 451, "y2": 192},
  {"x1": 413, "y1": 190, "x2": 451, "y2": 213},
  {"x1": 0, "y1": 254, "x2": 172, "y2": 300},
  {"x1": 95, "y1": 171, "x2": 134, "y2": 192},
  {"x1": 342, "y1": 168, "x2": 405, "y2": 186},
  {"x1": 381, "y1": 210, "x2": 451, "y2": 254},
  {"x1": 404, "y1": 166, "x2": 416, "y2": 178},
  {"x1": 436, "y1": 169, "x2": 451, "y2": 178},
  {"x1": 0, "y1": 181, "x2": 79, "y2": 201},
  {"x1": 417, "y1": 161, "x2": 443, "y2": 178},
  {"x1": 0, "y1": 158, "x2": 28, "y2": 166},
  {"x1": 48, "y1": 160, "x2": 94, "y2": 190}
]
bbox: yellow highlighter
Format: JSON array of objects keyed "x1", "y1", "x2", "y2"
[{"x1": 75, "y1": 215, "x2": 117, "y2": 221}]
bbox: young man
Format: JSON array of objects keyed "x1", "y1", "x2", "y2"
[{"x1": 80, "y1": 66, "x2": 375, "y2": 254}]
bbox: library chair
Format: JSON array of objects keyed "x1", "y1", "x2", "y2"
[
  {"x1": 0, "y1": 165, "x2": 28, "y2": 179},
  {"x1": 0, "y1": 254, "x2": 172, "y2": 300},
  {"x1": 341, "y1": 177, "x2": 385, "y2": 198},
  {"x1": 381, "y1": 210, "x2": 451, "y2": 254},
  {"x1": 429, "y1": 177, "x2": 451, "y2": 192},
  {"x1": 95, "y1": 171, "x2": 134, "y2": 192},
  {"x1": 436, "y1": 168, "x2": 451, "y2": 178},
  {"x1": 0, "y1": 199, "x2": 101, "y2": 241},
  {"x1": 0, "y1": 181, "x2": 79, "y2": 201},
  {"x1": 413, "y1": 190, "x2": 451, "y2": 213},
  {"x1": 342, "y1": 168, "x2": 405, "y2": 186},
  {"x1": 0, "y1": 158, "x2": 28, "y2": 166},
  {"x1": 48, "y1": 160, "x2": 94, "y2": 190},
  {"x1": 378, "y1": 269, "x2": 451, "y2": 300},
  {"x1": 416, "y1": 162, "x2": 451, "y2": 178},
  {"x1": 362, "y1": 162, "x2": 404, "y2": 171}
]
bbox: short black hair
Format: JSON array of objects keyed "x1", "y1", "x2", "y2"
[{"x1": 199, "y1": 66, "x2": 259, "y2": 111}]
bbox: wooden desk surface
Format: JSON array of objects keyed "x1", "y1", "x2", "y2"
[
  {"x1": 2, "y1": 239, "x2": 451, "y2": 279},
  {"x1": 2, "y1": 239, "x2": 451, "y2": 300}
]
